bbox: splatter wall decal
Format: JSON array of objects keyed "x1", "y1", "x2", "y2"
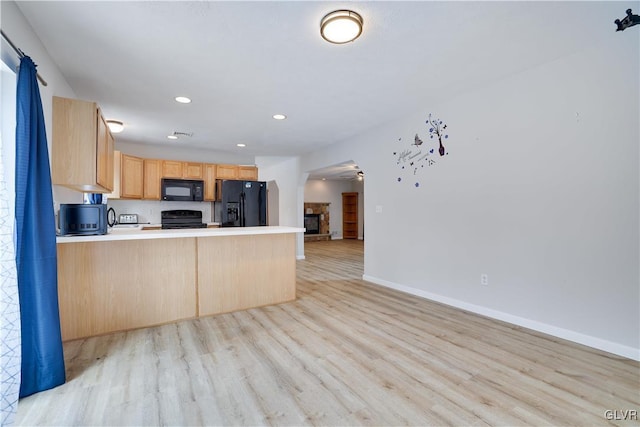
[{"x1": 393, "y1": 113, "x2": 449, "y2": 188}]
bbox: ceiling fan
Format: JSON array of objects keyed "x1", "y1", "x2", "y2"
[{"x1": 338, "y1": 170, "x2": 364, "y2": 181}]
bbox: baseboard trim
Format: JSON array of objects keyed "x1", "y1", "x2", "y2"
[
  {"x1": 362, "y1": 274, "x2": 639, "y2": 361},
  {"x1": 296, "y1": 255, "x2": 306, "y2": 260}
]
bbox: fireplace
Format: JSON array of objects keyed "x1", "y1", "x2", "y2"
[{"x1": 304, "y1": 214, "x2": 320, "y2": 234}]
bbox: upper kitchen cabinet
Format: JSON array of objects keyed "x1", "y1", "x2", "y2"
[
  {"x1": 52, "y1": 96, "x2": 114, "y2": 193},
  {"x1": 120, "y1": 154, "x2": 144, "y2": 199},
  {"x1": 216, "y1": 164, "x2": 238, "y2": 180},
  {"x1": 238, "y1": 166, "x2": 258, "y2": 181},
  {"x1": 183, "y1": 162, "x2": 204, "y2": 179},
  {"x1": 204, "y1": 163, "x2": 217, "y2": 201},
  {"x1": 143, "y1": 159, "x2": 162, "y2": 200},
  {"x1": 216, "y1": 164, "x2": 258, "y2": 181},
  {"x1": 161, "y1": 160, "x2": 203, "y2": 179},
  {"x1": 161, "y1": 160, "x2": 183, "y2": 178}
]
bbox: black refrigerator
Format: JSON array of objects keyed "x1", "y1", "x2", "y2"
[{"x1": 220, "y1": 180, "x2": 267, "y2": 227}]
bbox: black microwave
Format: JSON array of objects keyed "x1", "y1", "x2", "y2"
[
  {"x1": 161, "y1": 178, "x2": 204, "y2": 201},
  {"x1": 59, "y1": 204, "x2": 107, "y2": 236}
]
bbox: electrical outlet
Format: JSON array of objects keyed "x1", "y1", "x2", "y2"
[{"x1": 480, "y1": 274, "x2": 488, "y2": 286}]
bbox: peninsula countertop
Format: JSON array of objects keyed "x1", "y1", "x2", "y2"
[
  {"x1": 56, "y1": 224, "x2": 302, "y2": 340},
  {"x1": 56, "y1": 225, "x2": 305, "y2": 243}
]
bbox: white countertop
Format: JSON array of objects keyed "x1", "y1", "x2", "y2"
[{"x1": 56, "y1": 225, "x2": 305, "y2": 243}]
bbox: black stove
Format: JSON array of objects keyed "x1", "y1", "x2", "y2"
[{"x1": 161, "y1": 210, "x2": 207, "y2": 230}]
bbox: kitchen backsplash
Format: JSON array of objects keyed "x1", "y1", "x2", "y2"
[{"x1": 107, "y1": 199, "x2": 214, "y2": 224}]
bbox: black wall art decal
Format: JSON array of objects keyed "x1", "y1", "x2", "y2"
[
  {"x1": 393, "y1": 113, "x2": 449, "y2": 188},
  {"x1": 615, "y1": 9, "x2": 639, "y2": 31}
]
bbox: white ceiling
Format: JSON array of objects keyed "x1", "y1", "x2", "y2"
[{"x1": 17, "y1": 1, "x2": 614, "y2": 160}]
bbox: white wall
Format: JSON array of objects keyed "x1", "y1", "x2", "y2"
[
  {"x1": 304, "y1": 179, "x2": 364, "y2": 239},
  {"x1": 255, "y1": 156, "x2": 305, "y2": 258},
  {"x1": 116, "y1": 141, "x2": 254, "y2": 165},
  {"x1": 300, "y1": 27, "x2": 639, "y2": 359},
  {"x1": 1, "y1": 63, "x2": 17, "y2": 216},
  {"x1": 107, "y1": 200, "x2": 213, "y2": 225},
  {"x1": 1, "y1": 1, "x2": 79, "y2": 207}
]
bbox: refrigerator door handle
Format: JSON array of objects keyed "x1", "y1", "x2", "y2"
[
  {"x1": 258, "y1": 186, "x2": 265, "y2": 226},
  {"x1": 240, "y1": 192, "x2": 245, "y2": 227}
]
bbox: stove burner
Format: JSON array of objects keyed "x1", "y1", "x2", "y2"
[
  {"x1": 161, "y1": 209, "x2": 206, "y2": 230},
  {"x1": 161, "y1": 223, "x2": 207, "y2": 230}
]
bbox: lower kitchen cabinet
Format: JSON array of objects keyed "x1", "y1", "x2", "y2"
[
  {"x1": 197, "y1": 233, "x2": 296, "y2": 316},
  {"x1": 57, "y1": 238, "x2": 197, "y2": 341},
  {"x1": 56, "y1": 230, "x2": 298, "y2": 341}
]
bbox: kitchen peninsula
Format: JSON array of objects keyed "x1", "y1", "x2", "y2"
[{"x1": 56, "y1": 226, "x2": 303, "y2": 341}]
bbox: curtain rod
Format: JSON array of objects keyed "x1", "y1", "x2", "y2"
[{"x1": 1, "y1": 29, "x2": 48, "y2": 86}]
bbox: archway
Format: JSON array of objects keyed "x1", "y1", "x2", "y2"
[{"x1": 303, "y1": 160, "x2": 365, "y2": 242}]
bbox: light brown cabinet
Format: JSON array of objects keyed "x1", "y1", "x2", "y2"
[
  {"x1": 96, "y1": 113, "x2": 114, "y2": 191},
  {"x1": 216, "y1": 164, "x2": 239, "y2": 180},
  {"x1": 143, "y1": 159, "x2": 162, "y2": 200},
  {"x1": 52, "y1": 96, "x2": 115, "y2": 193},
  {"x1": 238, "y1": 166, "x2": 259, "y2": 181},
  {"x1": 342, "y1": 192, "x2": 359, "y2": 239},
  {"x1": 204, "y1": 163, "x2": 217, "y2": 201},
  {"x1": 197, "y1": 234, "x2": 296, "y2": 317},
  {"x1": 183, "y1": 162, "x2": 204, "y2": 179},
  {"x1": 120, "y1": 154, "x2": 144, "y2": 199},
  {"x1": 110, "y1": 152, "x2": 256, "y2": 200},
  {"x1": 106, "y1": 151, "x2": 122, "y2": 199},
  {"x1": 161, "y1": 160, "x2": 183, "y2": 178},
  {"x1": 216, "y1": 164, "x2": 258, "y2": 181},
  {"x1": 57, "y1": 232, "x2": 297, "y2": 341},
  {"x1": 162, "y1": 160, "x2": 203, "y2": 179}
]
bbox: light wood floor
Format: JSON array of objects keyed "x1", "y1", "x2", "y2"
[{"x1": 16, "y1": 239, "x2": 639, "y2": 426}]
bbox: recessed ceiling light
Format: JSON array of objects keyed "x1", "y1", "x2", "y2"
[
  {"x1": 273, "y1": 114, "x2": 287, "y2": 120},
  {"x1": 237, "y1": 143, "x2": 246, "y2": 147},
  {"x1": 175, "y1": 96, "x2": 191, "y2": 104},
  {"x1": 320, "y1": 10, "x2": 363, "y2": 44},
  {"x1": 167, "y1": 135, "x2": 178, "y2": 140},
  {"x1": 106, "y1": 120, "x2": 124, "y2": 133}
]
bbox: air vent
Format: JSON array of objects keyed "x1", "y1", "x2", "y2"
[{"x1": 172, "y1": 131, "x2": 194, "y2": 138}]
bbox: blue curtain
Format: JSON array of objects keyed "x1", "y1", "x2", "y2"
[{"x1": 15, "y1": 56, "x2": 65, "y2": 398}]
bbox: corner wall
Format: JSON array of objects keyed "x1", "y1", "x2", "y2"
[
  {"x1": 301, "y1": 30, "x2": 639, "y2": 359},
  {"x1": 2, "y1": 1, "x2": 79, "y2": 206},
  {"x1": 256, "y1": 156, "x2": 305, "y2": 259}
]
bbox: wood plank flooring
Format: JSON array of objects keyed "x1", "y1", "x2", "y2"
[{"x1": 16, "y1": 239, "x2": 640, "y2": 426}]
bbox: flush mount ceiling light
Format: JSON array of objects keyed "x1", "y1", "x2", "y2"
[
  {"x1": 273, "y1": 114, "x2": 287, "y2": 120},
  {"x1": 237, "y1": 143, "x2": 246, "y2": 147},
  {"x1": 167, "y1": 135, "x2": 178, "y2": 140},
  {"x1": 320, "y1": 10, "x2": 363, "y2": 44},
  {"x1": 106, "y1": 120, "x2": 124, "y2": 133},
  {"x1": 175, "y1": 96, "x2": 191, "y2": 104}
]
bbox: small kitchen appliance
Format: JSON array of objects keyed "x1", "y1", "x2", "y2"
[
  {"x1": 161, "y1": 210, "x2": 207, "y2": 229},
  {"x1": 161, "y1": 178, "x2": 204, "y2": 202},
  {"x1": 59, "y1": 204, "x2": 107, "y2": 236}
]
